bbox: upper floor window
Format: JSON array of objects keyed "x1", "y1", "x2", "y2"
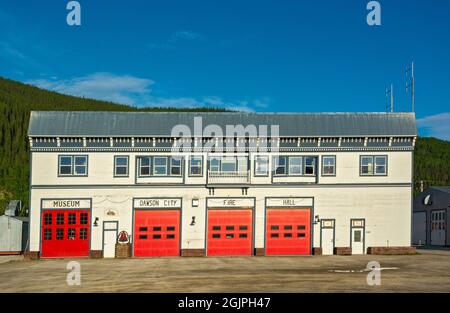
[
  {"x1": 360, "y1": 155, "x2": 387, "y2": 176},
  {"x1": 254, "y1": 156, "x2": 269, "y2": 176},
  {"x1": 273, "y1": 156, "x2": 316, "y2": 176},
  {"x1": 58, "y1": 155, "x2": 88, "y2": 176},
  {"x1": 189, "y1": 156, "x2": 203, "y2": 176},
  {"x1": 138, "y1": 156, "x2": 183, "y2": 177},
  {"x1": 153, "y1": 157, "x2": 168, "y2": 176},
  {"x1": 114, "y1": 156, "x2": 129, "y2": 177},
  {"x1": 322, "y1": 156, "x2": 336, "y2": 176},
  {"x1": 208, "y1": 156, "x2": 248, "y2": 173},
  {"x1": 139, "y1": 157, "x2": 151, "y2": 176}
]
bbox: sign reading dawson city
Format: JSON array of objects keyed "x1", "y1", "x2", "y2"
[
  {"x1": 134, "y1": 198, "x2": 181, "y2": 209},
  {"x1": 207, "y1": 198, "x2": 255, "y2": 208},
  {"x1": 266, "y1": 198, "x2": 313, "y2": 207},
  {"x1": 42, "y1": 199, "x2": 91, "y2": 209}
]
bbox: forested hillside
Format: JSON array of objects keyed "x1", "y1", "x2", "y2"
[
  {"x1": 0, "y1": 76, "x2": 449, "y2": 215},
  {"x1": 0, "y1": 76, "x2": 226, "y2": 214}
]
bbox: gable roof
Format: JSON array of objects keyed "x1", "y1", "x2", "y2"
[{"x1": 28, "y1": 111, "x2": 417, "y2": 137}]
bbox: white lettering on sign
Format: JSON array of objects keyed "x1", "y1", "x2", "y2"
[
  {"x1": 42, "y1": 199, "x2": 90, "y2": 209},
  {"x1": 266, "y1": 198, "x2": 313, "y2": 207},
  {"x1": 134, "y1": 198, "x2": 181, "y2": 209},
  {"x1": 207, "y1": 198, "x2": 254, "y2": 208}
]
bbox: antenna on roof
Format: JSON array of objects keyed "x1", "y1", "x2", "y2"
[
  {"x1": 385, "y1": 83, "x2": 394, "y2": 112},
  {"x1": 405, "y1": 61, "x2": 415, "y2": 112}
]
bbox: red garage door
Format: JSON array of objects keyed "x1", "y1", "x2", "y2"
[
  {"x1": 207, "y1": 209, "x2": 253, "y2": 256},
  {"x1": 134, "y1": 210, "x2": 180, "y2": 257},
  {"x1": 41, "y1": 210, "x2": 90, "y2": 258},
  {"x1": 266, "y1": 209, "x2": 311, "y2": 255}
]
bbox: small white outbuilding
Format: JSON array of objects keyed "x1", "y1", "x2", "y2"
[{"x1": 0, "y1": 201, "x2": 29, "y2": 254}]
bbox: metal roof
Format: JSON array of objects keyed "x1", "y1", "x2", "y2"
[
  {"x1": 28, "y1": 111, "x2": 417, "y2": 137},
  {"x1": 429, "y1": 187, "x2": 450, "y2": 195}
]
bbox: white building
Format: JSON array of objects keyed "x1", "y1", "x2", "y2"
[{"x1": 27, "y1": 111, "x2": 417, "y2": 258}]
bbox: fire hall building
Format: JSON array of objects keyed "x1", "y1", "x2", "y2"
[{"x1": 27, "y1": 111, "x2": 417, "y2": 258}]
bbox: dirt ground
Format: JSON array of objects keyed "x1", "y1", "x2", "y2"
[{"x1": 1, "y1": 249, "x2": 450, "y2": 293}]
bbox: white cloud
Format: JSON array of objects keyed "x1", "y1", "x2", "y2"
[
  {"x1": 26, "y1": 72, "x2": 267, "y2": 112},
  {"x1": 28, "y1": 73, "x2": 154, "y2": 105},
  {"x1": 169, "y1": 31, "x2": 203, "y2": 42},
  {"x1": 147, "y1": 30, "x2": 203, "y2": 50},
  {"x1": 417, "y1": 113, "x2": 450, "y2": 141}
]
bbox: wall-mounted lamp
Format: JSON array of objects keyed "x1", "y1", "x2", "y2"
[
  {"x1": 190, "y1": 216, "x2": 196, "y2": 226},
  {"x1": 314, "y1": 215, "x2": 320, "y2": 224},
  {"x1": 93, "y1": 217, "x2": 99, "y2": 227},
  {"x1": 192, "y1": 198, "x2": 199, "y2": 207}
]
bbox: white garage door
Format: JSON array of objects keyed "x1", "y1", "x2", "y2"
[
  {"x1": 431, "y1": 210, "x2": 446, "y2": 246},
  {"x1": 413, "y1": 212, "x2": 426, "y2": 246}
]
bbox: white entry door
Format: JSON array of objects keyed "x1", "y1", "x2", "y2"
[
  {"x1": 103, "y1": 221, "x2": 118, "y2": 258},
  {"x1": 431, "y1": 210, "x2": 446, "y2": 246},
  {"x1": 351, "y1": 219, "x2": 365, "y2": 255},
  {"x1": 321, "y1": 220, "x2": 335, "y2": 255}
]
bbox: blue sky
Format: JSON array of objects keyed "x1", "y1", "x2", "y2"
[{"x1": 0, "y1": 0, "x2": 449, "y2": 140}]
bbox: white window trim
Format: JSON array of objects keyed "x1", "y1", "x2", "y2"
[
  {"x1": 322, "y1": 156, "x2": 336, "y2": 176},
  {"x1": 360, "y1": 156, "x2": 374, "y2": 176},
  {"x1": 114, "y1": 156, "x2": 129, "y2": 177},
  {"x1": 139, "y1": 157, "x2": 151, "y2": 177},
  {"x1": 374, "y1": 156, "x2": 387, "y2": 175},
  {"x1": 288, "y1": 156, "x2": 303, "y2": 175},
  {"x1": 189, "y1": 156, "x2": 203, "y2": 176},
  {"x1": 254, "y1": 156, "x2": 269, "y2": 176},
  {"x1": 153, "y1": 157, "x2": 168, "y2": 176},
  {"x1": 170, "y1": 157, "x2": 182, "y2": 176}
]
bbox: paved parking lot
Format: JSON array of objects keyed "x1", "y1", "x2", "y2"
[{"x1": 1, "y1": 250, "x2": 450, "y2": 292}]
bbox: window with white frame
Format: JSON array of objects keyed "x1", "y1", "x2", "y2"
[
  {"x1": 170, "y1": 157, "x2": 182, "y2": 176},
  {"x1": 209, "y1": 158, "x2": 220, "y2": 172},
  {"x1": 58, "y1": 155, "x2": 88, "y2": 176},
  {"x1": 288, "y1": 157, "x2": 303, "y2": 175},
  {"x1": 374, "y1": 156, "x2": 387, "y2": 175},
  {"x1": 139, "y1": 157, "x2": 151, "y2": 176},
  {"x1": 153, "y1": 157, "x2": 168, "y2": 175},
  {"x1": 304, "y1": 157, "x2": 315, "y2": 175},
  {"x1": 114, "y1": 156, "x2": 129, "y2": 176},
  {"x1": 189, "y1": 156, "x2": 203, "y2": 176},
  {"x1": 254, "y1": 156, "x2": 269, "y2": 176},
  {"x1": 273, "y1": 156, "x2": 287, "y2": 175},
  {"x1": 322, "y1": 156, "x2": 336, "y2": 176},
  {"x1": 360, "y1": 155, "x2": 387, "y2": 175}
]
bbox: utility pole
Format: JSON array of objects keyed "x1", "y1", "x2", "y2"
[
  {"x1": 385, "y1": 84, "x2": 394, "y2": 112},
  {"x1": 406, "y1": 62, "x2": 415, "y2": 112}
]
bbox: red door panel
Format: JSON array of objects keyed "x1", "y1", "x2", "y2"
[
  {"x1": 266, "y1": 209, "x2": 311, "y2": 255},
  {"x1": 41, "y1": 210, "x2": 90, "y2": 257},
  {"x1": 134, "y1": 210, "x2": 180, "y2": 257},
  {"x1": 207, "y1": 209, "x2": 253, "y2": 256}
]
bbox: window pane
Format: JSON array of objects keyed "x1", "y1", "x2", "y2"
[
  {"x1": 74, "y1": 156, "x2": 87, "y2": 166},
  {"x1": 323, "y1": 156, "x2": 335, "y2": 175},
  {"x1": 255, "y1": 156, "x2": 268, "y2": 175},
  {"x1": 190, "y1": 157, "x2": 202, "y2": 175},
  {"x1": 304, "y1": 157, "x2": 315, "y2": 175},
  {"x1": 140, "y1": 166, "x2": 150, "y2": 176},
  {"x1": 171, "y1": 166, "x2": 181, "y2": 175},
  {"x1": 59, "y1": 166, "x2": 72, "y2": 175},
  {"x1": 210, "y1": 158, "x2": 220, "y2": 172},
  {"x1": 154, "y1": 157, "x2": 167, "y2": 166},
  {"x1": 115, "y1": 166, "x2": 127, "y2": 175},
  {"x1": 274, "y1": 157, "x2": 286, "y2": 175},
  {"x1": 361, "y1": 156, "x2": 373, "y2": 174},
  {"x1": 115, "y1": 157, "x2": 128, "y2": 166},
  {"x1": 141, "y1": 157, "x2": 150, "y2": 166},
  {"x1": 289, "y1": 157, "x2": 302, "y2": 174},
  {"x1": 221, "y1": 158, "x2": 236, "y2": 172},
  {"x1": 375, "y1": 156, "x2": 387, "y2": 174},
  {"x1": 75, "y1": 166, "x2": 86, "y2": 175},
  {"x1": 60, "y1": 156, "x2": 72, "y2": 166}
]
